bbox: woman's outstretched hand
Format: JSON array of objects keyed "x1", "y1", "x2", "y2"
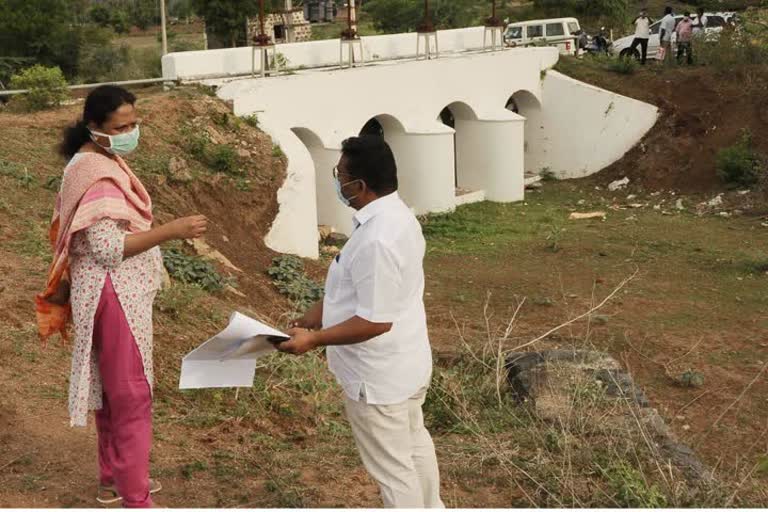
[{"x1": 167, "y1": 215, "x2": 208, "y2": 240}]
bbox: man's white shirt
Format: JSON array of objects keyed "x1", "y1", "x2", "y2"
[
  {"x1": 660, "y1": 14, "x2": 676, "y2": 41},
  {"x1": 635, "y1": 16, "x2": 651, "y2": 38},
  {"x1": 323, "y1": 192, "x2": 433, "y2": 405}
]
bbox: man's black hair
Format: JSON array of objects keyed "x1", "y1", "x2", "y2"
[
  {"x1": 665, "y1": 6, "x2": 673, "y2": 14},
  {"x1": 340, "y1": 135, "x2": 398, "y2": 195}
]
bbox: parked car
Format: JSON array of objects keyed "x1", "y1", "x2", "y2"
[
  {"x1": 610, "y1": 12, "x2": 738, "y2": 60},
  {"x1": 504, "y1": 17, "x2": 581, "y2": 55}
]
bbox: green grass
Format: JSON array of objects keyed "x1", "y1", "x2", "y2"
[
  {"x1": 422, "y1": 182, "x2": 768, "y2": 335},
  {"x1": 11, "y1": 219, "x2": 51, "y2": 263}
]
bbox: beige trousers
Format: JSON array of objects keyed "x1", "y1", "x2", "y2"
[{"x1": 344, "y1": 387, "x2": 444, "y2": 508}]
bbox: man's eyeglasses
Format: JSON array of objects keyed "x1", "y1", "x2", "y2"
[{"x1": 332, "y1": 165, "x2": 354, "y2": 180}]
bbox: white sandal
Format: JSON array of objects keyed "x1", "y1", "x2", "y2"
[{"x1": 96, "y1": 478, "x2": 163, "y2": 505}]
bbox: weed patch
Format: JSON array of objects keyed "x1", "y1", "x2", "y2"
[
  {"x1": 267, "y1": 255, "x2": 324, "y2": 311},
  {"x1": 162, "y1": 248, "x2": 232, "y2": 292},
  {"x1": 716, "y1": 129, "x2": 764, "y2": 188}
]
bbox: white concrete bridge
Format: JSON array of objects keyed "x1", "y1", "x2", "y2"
[{"x1": 162, "y1": 28, "x2": 657, "y2": 259}]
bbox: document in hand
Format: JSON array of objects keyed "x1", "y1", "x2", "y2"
[{"x1": 178, "y1": 312, "x2": 289, "y2": 389}]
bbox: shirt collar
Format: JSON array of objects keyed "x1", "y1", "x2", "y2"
[{"x1": 353, "y1": 191, "x2": 400, "y2": 228}]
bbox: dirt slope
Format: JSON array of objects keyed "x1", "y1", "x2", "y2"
[{"x1": 556, "y1": 59, "x2": 768, "y2": 196}]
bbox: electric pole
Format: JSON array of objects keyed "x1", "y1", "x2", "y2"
[{"x1": 160, "y1": 0, "x2": 168, "y2": 55}]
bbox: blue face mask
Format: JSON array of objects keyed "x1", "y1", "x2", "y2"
[
  {"x1": 334, "y1": 175, "x2": 361, "y2": 207},
  {"x1": 90, "y1": 125, "x2": 140, "y2": 156}
]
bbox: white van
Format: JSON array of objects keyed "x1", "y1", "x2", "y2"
[{"x1": 503, "y1": 17, "x2": 581, "y2": 55}]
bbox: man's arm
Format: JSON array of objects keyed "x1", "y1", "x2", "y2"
[
  {"x1": 278, "y1": 317, "x2": 392, "y2": 355},
  {"x1": 280, "y1": 239, "x2": 401, "y2": 356}
]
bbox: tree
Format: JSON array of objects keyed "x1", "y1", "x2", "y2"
[
  {"x1": 363, "y1": 0, "x2": 479, "y2": 33},
  {"x1": 0, "y1": 0, "x2": 83, "y2": 78},
  {"x1": 193, "y1": 0, "x2": 265, "y2": 47},
  {"x1": 129, "y1": 0, "x2": 160, "y2": 30},
  {"x1": 169, "y1": 0, "x2": 196, "y2": 20},
  {"x1": 110, "y1": 9, "x2": 132, "y2": 34},
  {"x1": 533, "y1": 0, "x2": 630, "y2": 24},
  {"x1": 89, "y1": 4, "x2": 113, "y2": 27}
]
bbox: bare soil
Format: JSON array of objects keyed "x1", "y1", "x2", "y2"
[{"x1": 557, "y1": 59, "x2": 768, "y2": 196}]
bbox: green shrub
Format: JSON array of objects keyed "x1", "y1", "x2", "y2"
[
  {"x1": 207, "y1": 144, "x2": 239, "y2": 174},
  {"x1": 694, "y1": 23, "x2": 768, "y2": 70},
  {"x1": 0, "y1": 57, "x2": 34, "y2": 88},
  {"x1": 601, "y1": 461, "x2": 668, "y2": 508},
  {"x1": 130, "y1": 47, "x2": 162, "y2": 79},
  {"x1": 170, "y1": 39, "x2": 205, "y2": 53},
  {"x1": 267, "y1": 255, "x2": 324, "y2": 310},
  {"x1": 181, "y1": 126, "x2": 242, "y2": 176},
  {"x1": 77, "y1": 43, "x2": 131, "y2": 83},
  {"x1": 9, "y1": 65, "x2": 69, "y2": 111},
  {"x1": 162, "y1": 248, "x2": 231, "y2": 292},
  {"x1": 716, "y1": 130, "x2": 764, "y2": 188},
  {"x1": 242, "y1": 114, "x2": 260, "y2": 129}
]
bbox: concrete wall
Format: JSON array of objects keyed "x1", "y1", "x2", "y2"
[
  {"x1": 163, "y1": 26, "x2": 496, "y2": 80},
  {"x1": 520, "y1": 70, "x2": 658, "y2": 179}
]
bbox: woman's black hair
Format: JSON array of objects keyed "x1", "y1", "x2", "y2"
[{"x1": 59, "y1": 85, "x2": 136, "y2": 158}]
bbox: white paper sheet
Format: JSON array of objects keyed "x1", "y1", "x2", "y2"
[{"x1": 179, "y1": 312, "x2": 288, "y2": 389}]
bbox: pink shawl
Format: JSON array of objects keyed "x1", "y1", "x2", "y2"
[{"x1": 36, "y1": 152, "x2": 153, "y2": 343}]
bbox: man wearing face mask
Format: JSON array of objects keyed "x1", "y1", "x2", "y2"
[{"x1": 278, "y1": 136, "x2": 443, "y2": 508}]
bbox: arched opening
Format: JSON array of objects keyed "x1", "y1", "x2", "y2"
[
  {"x1": 506, "y1": 90, "x2": 540, "y2": 115},
  {"x1": 505, "y1": 90, "x2": 542, "y2": 175},
  {"x1": 437, "y1": 101, "x2": 481, "y2": 202},
  {"x1": 357, "y1": 114, "x2": 454, "y2": 215},
  {"x1": 291, "y1": 126, "x2": 353, "y2": 237}
]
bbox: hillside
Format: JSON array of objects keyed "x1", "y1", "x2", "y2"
[
  {"x1": 1, "y1": 84, "x2": 767, "y2": 508},
  {"x1": 555, "y1": 58, "x2": 768, "y2": 202}
]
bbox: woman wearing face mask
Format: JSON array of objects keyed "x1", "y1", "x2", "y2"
[{"x1": 36, "y1": 85, "x2": 208, "y2": 508}]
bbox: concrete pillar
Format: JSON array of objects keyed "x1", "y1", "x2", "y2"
[
  {"x1": 291, "y1": 128, "x2": 355, "y2": 236},
  {"x1": 384, "y1": 130, "x2": 456, "y2": 215},
  {"x1": 455, "y1": 117, "x2": 525, "y2": 202}
]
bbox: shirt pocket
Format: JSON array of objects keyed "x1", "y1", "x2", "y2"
[{"x1": 325, "y1": 255, "x2": 351, "y2": 301}]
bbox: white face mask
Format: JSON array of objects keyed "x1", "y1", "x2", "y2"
[
  {"x1": 89, "y1": 125, "x2": 140, "y2": 156},
  {"x1": 333, "y1": 175, "x2": 361, "y2": 207}
]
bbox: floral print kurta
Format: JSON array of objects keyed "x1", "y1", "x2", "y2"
[{"x1": 68, "y1": 218, "x2": 164, "y2": 427}]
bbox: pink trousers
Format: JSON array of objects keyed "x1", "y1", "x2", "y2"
[{"x1": 93, "y1": 275, "x2": 153, "y2": 508}]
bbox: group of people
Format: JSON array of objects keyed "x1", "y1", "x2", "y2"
[
  {"x1": 629, "y1": 6, "x2": 710, "y2": 65},
  {"x1": 37, "y1": 85, "x2": 443, "y2": 508}
]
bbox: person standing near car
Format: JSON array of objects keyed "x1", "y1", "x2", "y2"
[
  {"x1": 675, "y1": 12, "x2": 694, "y2": 64},
  {"x1": 692, "y1": 7, "x2": 708, "y2": 35},
  {"x1": 659, "y1": 6, "x2": 676, "y2": 63},
  {"x1": 629, "y1": 9, "x2": 653, "y2": 64}
]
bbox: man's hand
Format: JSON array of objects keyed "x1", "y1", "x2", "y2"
[
  {"x1": 290, "y1": 301, "x2": 323, "y2": 330},
  {"x1": 277, "y1": 327, "x2": 320, "y2": 356}
]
